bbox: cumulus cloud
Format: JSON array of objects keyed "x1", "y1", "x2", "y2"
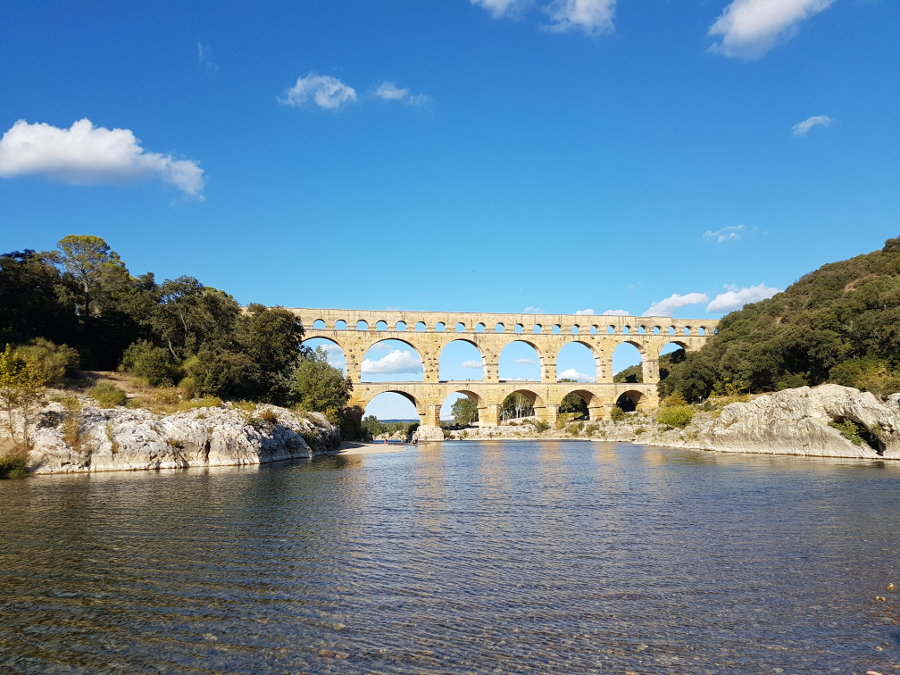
[
  {"x1": 461, "y1": 359, "x2": 483, "y2": 369},
  {"x1": 522, "y1": 306, "x2": 543, "y2": 314},
  {"x1": 707, "y1": 283, "x2": 778, "y2": 313},
  {"x1": 361, "y1": 349, "x2": 423, "y2": 374},
  {"x1": 0, "y1": 119, "x2": 204, "y2": 197},
  {"x1": 558, "y1": 368, "x2": 595, "y2": 382},
  {"x1": 374, "y1": 81, "x2": 431, "y2": 107},
  {"x1": 278, "y1": 73, "x2": 357, "y2": 109},
  {"x1": 545, "y1": 0, "x2": 617, "y2": 36},
  {"x1": 792, "y1": 115, "x2": 833, "y2": 137},
  {"x1": 708, "y1": 0, "x2": 835, "y2": 59},
  {"x1": 601, "y1": 309, "x2": 631, "y2": 316},
  {"x1": 703, "y1": 224, "x2": 745, "y2": 243},
  {"x1": 643, "y1": 292, "x2": 709, "y2": 317},
  {"x1": 574, "y1": 308, "x2": 595, "y2": 315},
  {"x1": 515, "y1": 357, "x2": 536, "y2": 365},
  {"x1": 470, "y1": 0, "x2": 522, "y2": 17},
  {"x1": 196, "y1": 41, "x2": 217, "y2": 73}
]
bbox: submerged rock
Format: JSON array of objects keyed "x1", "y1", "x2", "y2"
[{"x1": 18, "y1": 401, "x2": 340, "y2": 474}]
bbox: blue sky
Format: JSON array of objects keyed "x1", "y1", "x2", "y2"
[{"x1": 1, "y1": 1, "x2": 897, "y2": 418}]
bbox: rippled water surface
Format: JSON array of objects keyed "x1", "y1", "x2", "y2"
[{"x1": 1, "y1": 441, "x2": 899, "y2": 673}]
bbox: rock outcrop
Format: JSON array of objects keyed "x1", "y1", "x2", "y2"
[
  {"x1": 17, "y1": 401, "x2": 340, "y2": 474},
  {"x1": 683, "y1": 384, "x2": 900, "y2": 459}
]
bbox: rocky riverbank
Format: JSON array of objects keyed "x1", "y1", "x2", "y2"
[
  {"x1": 4, "y1": 398, "x2": 341, "y2": 474},
  {"x1": 439, "y1": 385, "x2": 900, "y2": 460}
]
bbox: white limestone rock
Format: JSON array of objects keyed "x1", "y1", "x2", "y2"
[
  {"x1": 692, "y1": 384, "x2": 900, "y2": 459},
  {"x1": 22, "y1": 401, "x2": 340, "y2": 474}
]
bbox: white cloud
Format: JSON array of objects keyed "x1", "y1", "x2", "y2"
[
  {"x1": 703, "y1": 224, "x2": 745, "y2": 243},
  {"x1": 545, "y1": 0, "x2": 616, "y2": 36},
  {"x1": 374, "y1": 81, "x2": 431, "y2": 107},
  {"x1": 707, "y1": 283, "x2": 779, "y2": 313},
  {"x1": 574, "y1": 308, "x2": 595, "y2": 315},
  {"x1": 558, "y1": 368, "x2": 595, "y2": 382},
  {"x1": 461, "y1": 359, "x2": 483, "y2": 369},
  {"x1": 361, "y1": 349, "x2": 423, "y2": 374},
  {"x1": 601, "y1": 309, "x2": 631, "y2": 316},
  {"x1": 792, "y1": 115, "x2": 833, "y2": 137},
  {"x1": 515, "y1": 357, "x2": 536, "y2": 365},
  {"x1": 643, "y1": 292, "x2": 709, "y2": 317},
  {"x1": 196, "y1": 41, "x2": 217, "y2": 73},
  {"x1": 708, "y1": 0, "x2": 835, "y2": 59},
  {"x1": 523, "y1": 306, "x2": 543, "y2": 313},
  {"x1": 470, "y1": 0, "x2": 522, "y2": 18},
  {"x1": 0, "y1": 119, "x2": 204, "y2": 197},
  {"x1": 278, "y1": 73, "x2": 357, "y2": 110}
]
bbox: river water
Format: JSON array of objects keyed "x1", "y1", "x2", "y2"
[{"x1": 1, "y1": 441, "x2": 898, "y2": 673}]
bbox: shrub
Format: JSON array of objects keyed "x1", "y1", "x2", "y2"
[
  {"x1": 177, "y1": 396, "x2": 222, "y2": 411},
  {"x1": 660, "y1": 392, "x2": 687, "y2": 408},
  {"x1": 635, "y1": 426, "x2": 646, "y2": 435},
  {"x1": 61, "y1": 395, "x2": 82, "y2": 448},
  {"x1": 87, "y1": 383, "x2": 127, "y2": 408},
  {"x1": 531, "y1": 419, "x2": 550, "y2": 433},
  {"x1": 120, "y1": 340, "x2": 181, "y2": 386},
  {"x1": 259, "y1": 408, "x2": 279, "y2": 424},
  {"x1": 178, "y1": 376, "x2": 198, "y2": 399},
  {"x1": 0, "y1": 452, "x2": 28, "y2": 478},
  {"x1": 609, "y1": 406, "x2": 626, "y2": 422},
  {"x1": 17, "y1": 338, "x2": 80, "y2": 385},
  {"x1": 656, "y1": 405, "x2": 694, "y2": 428}
]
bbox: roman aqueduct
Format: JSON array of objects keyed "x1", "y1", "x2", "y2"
[{"x1": 288, "y1": 308, "x2": 718, "y2": 431}]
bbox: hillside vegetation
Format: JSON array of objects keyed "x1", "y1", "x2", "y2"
[{"x1": 661, "y1": 237, "x2": 900, "y2": 401}]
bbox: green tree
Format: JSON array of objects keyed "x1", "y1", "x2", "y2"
[
  {"x1": 0, "y1": 250, "x2": 76, "y2": 347},
  {"x1": 451, "y1": 396, "x2": 478, "y2": 425},
  {"x1": 53, "y1": 235, "x2": 130, "y2": 316},
  {"x1": 558, "y1": 392, "x2": 588, "y2": 418},
  {"x1": 0, "y1": 345, "x2": 47, "y2": 452},
  {"x1": 362, "y1": 414, "x2": 386, "y2": 437},
  {"x1": 501, "y1": 392, "x2": 533, "y2": 420},
  {"x1": 291, "y1": 349, "x2": 351, "y2": 422}
]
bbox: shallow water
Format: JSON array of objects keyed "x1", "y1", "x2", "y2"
[{"x1": 1, "y1": 441, "x2": 898, "y2": 673}]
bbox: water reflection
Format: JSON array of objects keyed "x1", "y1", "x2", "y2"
[{"x1": 1, "y1": 443, "x2": 898, "y2": 673}]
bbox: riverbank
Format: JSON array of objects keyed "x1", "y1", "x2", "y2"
[
  {"x1": 437, "y1": 385, "x2": 900, "y2": 460},
  {"x1": 1, "y1": 396, "x2": 341, "y2": 474}
]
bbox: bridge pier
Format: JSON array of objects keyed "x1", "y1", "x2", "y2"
[{"x1": 479, "y1": 404, "x2": 501, "y2": 427}]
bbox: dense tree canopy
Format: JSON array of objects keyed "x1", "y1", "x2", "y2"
[{"x1": 661, "y1": 238, "x2": 900, "y2": 400}]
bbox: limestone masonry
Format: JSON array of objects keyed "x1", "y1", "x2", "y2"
[{"x1": 288, "y1": 308, "x2": 719, "y2": 436}]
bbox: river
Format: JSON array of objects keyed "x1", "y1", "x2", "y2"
[{"x1": 1, "y1": 441, "x2": 898, "y2": 673}]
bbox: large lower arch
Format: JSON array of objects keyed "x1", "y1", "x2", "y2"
[
  {"x1": 440, "y1": 389, "x2": 483, "y2": 426},
  {"x1": 362, "y1": 390, "x2": 424, "y2": 426},
  {"x1": 498, "y1": 388, "x2": 547, "y2": 424},
  {"x1": 557, "y1": 388, "x2": 598, "y2": 421},
  {"x1": 658, "y1": 341, "x2": 687, "y2": 381},
  {"x1": 615, "y1": 390, "x2": 645, "y2": 413}
]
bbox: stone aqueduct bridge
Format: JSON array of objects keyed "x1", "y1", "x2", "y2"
[{"x1": 287, "y1": 308, "x2": 719, "y2": 429}]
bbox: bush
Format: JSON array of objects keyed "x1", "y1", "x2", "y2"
[
  {"x1": 609, "y1": 406, "x2": 626, "y2": 422},
  {"x1": 259, "y1": 408, "x2": 279, "y2": 424},
  {"x1": 17, "y1": 338, "x2": 80, "y2": 385},
  {"x1": 656, "y1": 405, "x2": 694, "y2": 428},
  {"x1": 120, "y1": 340, "x2": 181, "y2": 386},
  {"x1": 87, "y1": 383, "x2": 127, "y2": 408},
  {"x1": 531, "y1": 419, "x2": 550, "y2": 433},
  {"x1": 660, "y1": 392, "x2": 687, "y2": 408},
  {"x1": 0, "y1": 453, "x2": 28, "y2": 478}
]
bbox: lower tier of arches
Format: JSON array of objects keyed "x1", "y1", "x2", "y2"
[{"x1": 352, "y1": 381, "x2": 658, "y2": 429}]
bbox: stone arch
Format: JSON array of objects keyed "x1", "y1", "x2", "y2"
[
  {"x1": 454, "y1": 322, "x2": 466, "y2": 332},
  {"x1": 362, "y1": 390, "x2": 425, "y2": 428},
  {"x1": 658, "y1": 341, "x2": 688, "y2": 381},
  {"x1": 439, "y1": 338, "x2": 485, "y2": 381},
  {"x1": 355, "y1": 320, "x2": 368, "y2": 331},
  {"x1": 612, "y1": 340, "x2": 645, "y2": 383},
  {"x1": 498, "y1": 339, "x2": 544, "y2": 381},
  {"x1": 360, "y1": 338, "x2": 425, "y2": 382},
  {"x1": 375, "y1": 320, "x2": 388, "y2": 331},
  {"x1": 558, "y1": 387, "x2": 596, "y2": 420},
  {"x1": 615, "y1": 390, "x2": 644, "y2": 412},
  {"x1": 395, "y1": 320, "x2": 407, "y2": 331},
  {"x1": 312, "y1": 319, "x2": 326, "y2": 329},
  {"x1": 440, "y1": 388, "x2": 484, "y2": 426},
  {"x1": 300, "y1": 336, "x2": 347, "y2": 375},
  {"x1": 415, "y1": 321, "x2": 427, "y2": 331},
  {"x1": 500, "y1": 388, "x2": 547, "y2": 422},
  {"x1": 335, "y1": 319, "x2": 348, "y2": 330},
  {"x1": 556, "y1": 340, "x2": 598, "y2": 381}
]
